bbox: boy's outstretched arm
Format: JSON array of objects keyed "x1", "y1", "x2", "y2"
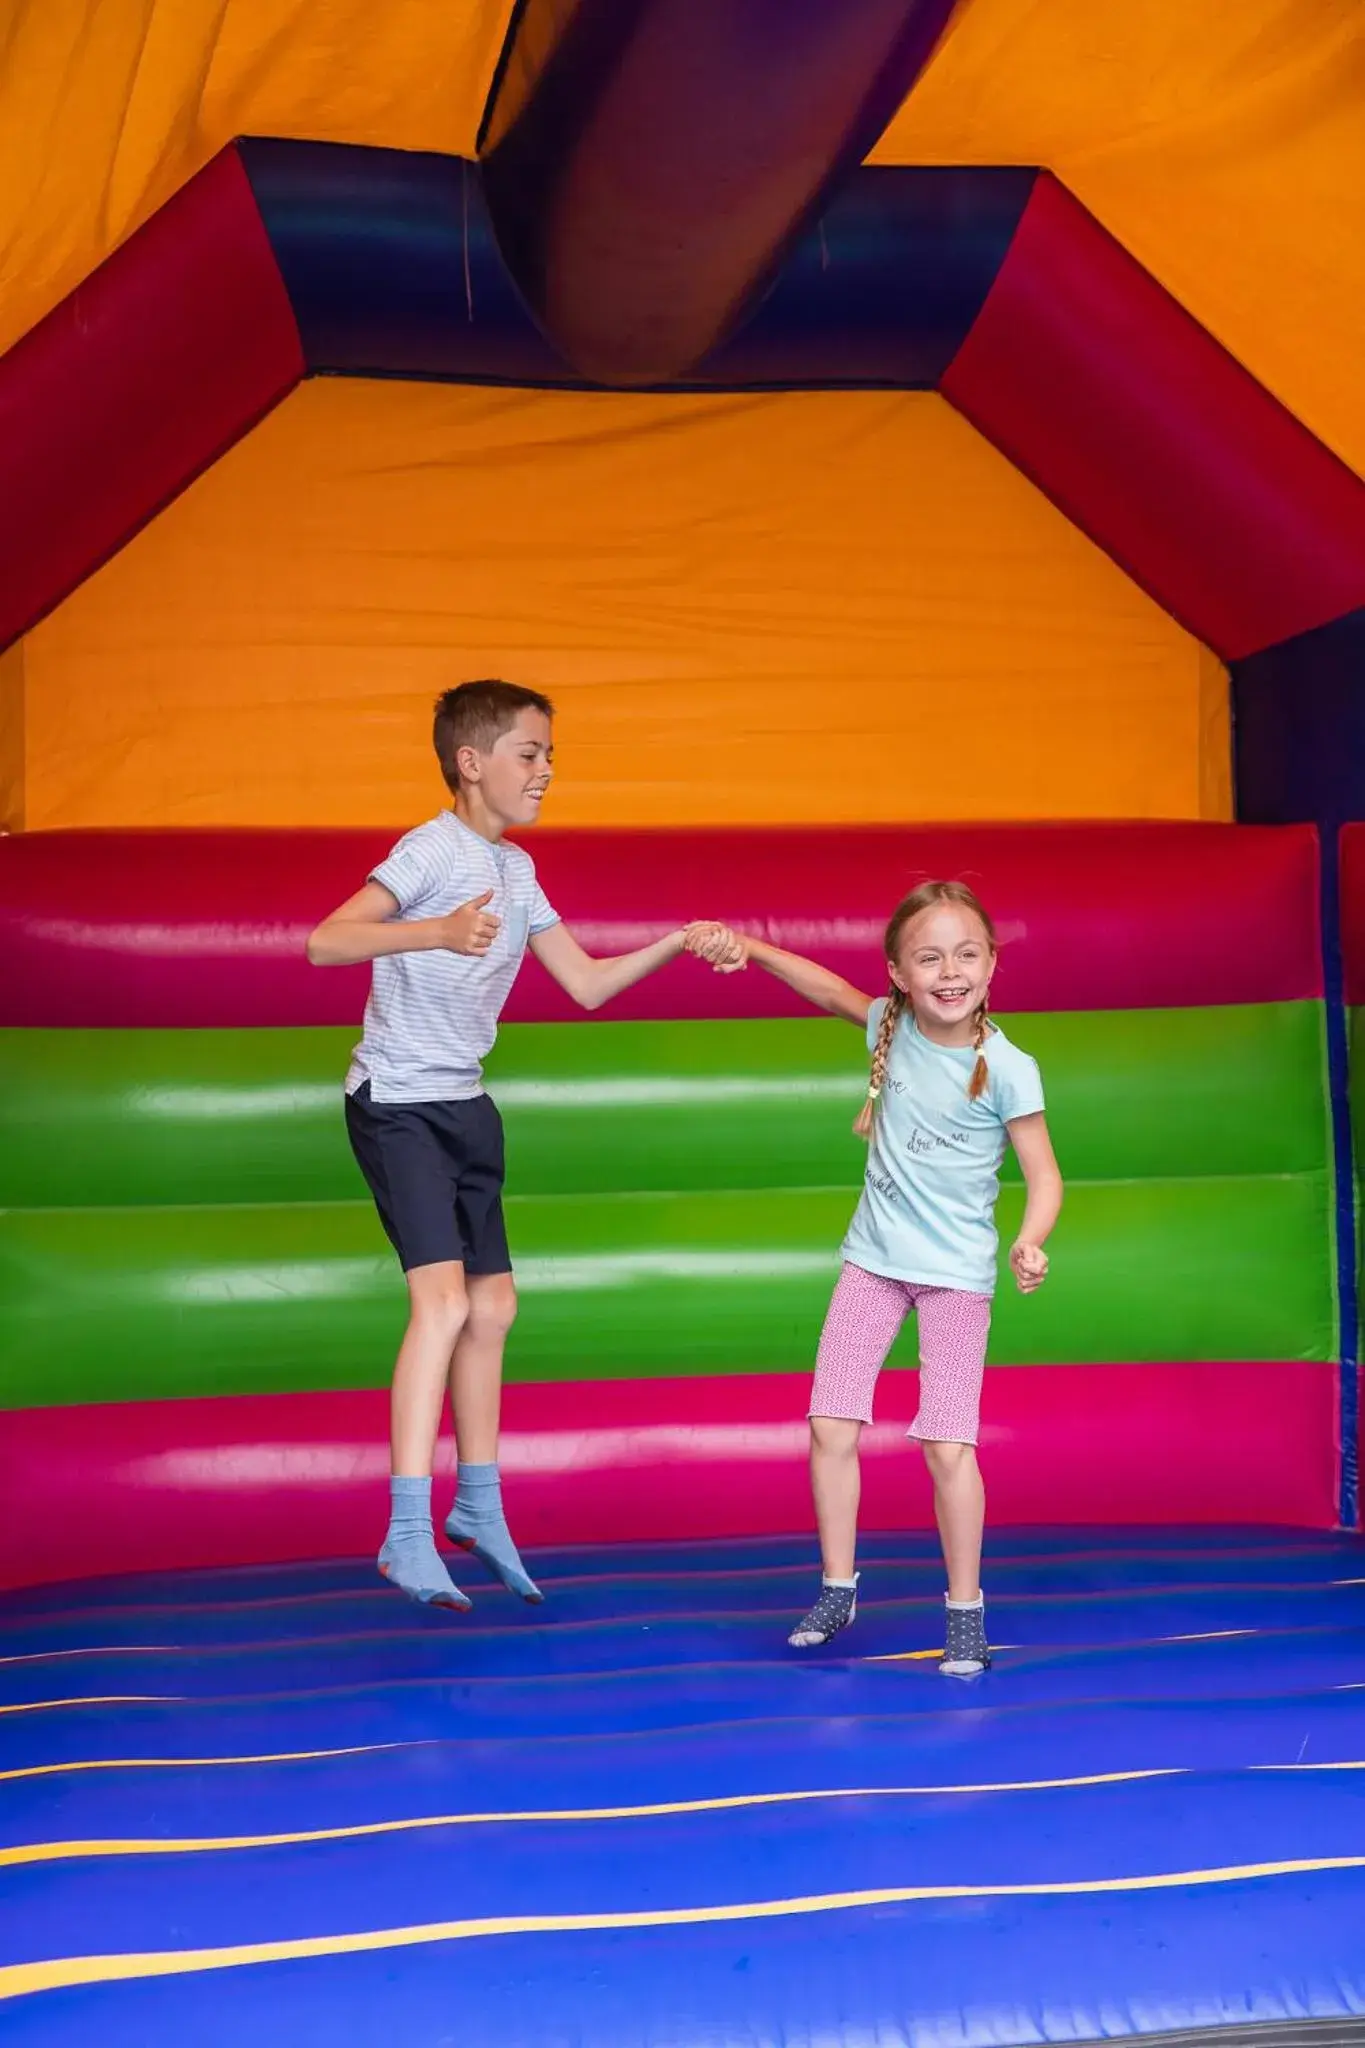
[
  {"x1": 306, "y1": 882, "x2": 501, "y2": 967},
  {"x1": 529, "y1": 920, "x2": 690, "y2": 1012},
  {"x1": 685, "y1": 925, "x2": 871, "y2": 1028}
]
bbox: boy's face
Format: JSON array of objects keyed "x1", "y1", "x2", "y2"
[{"x1": 465, "y1": 708, "x2": 554, "y2": 828}]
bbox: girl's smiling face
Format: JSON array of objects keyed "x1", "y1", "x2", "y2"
[{"x1": 890, "y1": 902, "x2": 995, "y2": 1045}]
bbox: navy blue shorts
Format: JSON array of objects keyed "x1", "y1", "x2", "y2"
[{"x1": 344, "y1": 1084, "x2": 511, "y2": 1276}]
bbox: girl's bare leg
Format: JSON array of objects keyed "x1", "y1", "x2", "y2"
[
  {"x1": 922, "y1": 1440, "x2": 984, "y2": 1603},
  {"x1": 810, "y1": 1415, "x2": 863, "y2": 1581}
]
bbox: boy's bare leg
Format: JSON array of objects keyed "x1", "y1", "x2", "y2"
[
  {"x1": 380, "y1": 1261, "x2": 472, "y2": 1611},
  {"x1": 444, "y1": 1273, "x2": 542, "y2": 1602},
  {"x1": 445, "y1": 1271, "x2": 512, "y2": 1463},
  {"x1": 390, "y1": 1261, "x2": 468, "y2": 1474}
]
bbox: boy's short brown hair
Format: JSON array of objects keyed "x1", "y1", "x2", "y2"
[{"x1": 433, "y1": 680, "x2": 554, "y2": 793}]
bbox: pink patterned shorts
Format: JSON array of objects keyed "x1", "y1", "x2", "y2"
[{"x1": 809, "y1": 1261, "x2": 992, "y2": 1444}]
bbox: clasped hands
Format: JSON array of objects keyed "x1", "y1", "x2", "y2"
[{"x1": 682, "y1": 921, "x2": 748, "y2": 974}]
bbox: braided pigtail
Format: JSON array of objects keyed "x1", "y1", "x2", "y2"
[
  {"x1": 968, "y1": 990, "x2": 991, "y2": 1101},
  {"x1": 854, "y1": 986, "x2": 905, "y2": 1139}
]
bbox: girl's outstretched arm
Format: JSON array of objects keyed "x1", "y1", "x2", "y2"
[
  {"x1": 684, "y1": 924, "x2": 871, "y2": 1028},
  {"x1": 1006, "y1": 1112, "x2": 1064, "y2": 1293}
]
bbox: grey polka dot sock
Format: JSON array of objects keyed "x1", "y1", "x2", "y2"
[
  {"x1": 788, "y1": 1575, "x2": 859, "y2": 1649},
  {"x1": 940, "y1": 1594, "x2": 990, "y2": 1676}
]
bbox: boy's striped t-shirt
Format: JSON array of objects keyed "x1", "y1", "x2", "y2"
[{"x1": 345, "y1": 810, "x2": 559, "y2": 1103}]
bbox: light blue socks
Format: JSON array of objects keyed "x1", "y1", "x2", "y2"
[
  {"x1": 379, "y1": 1476, "x2": 471, "y2": 1611},
  {"x1": 378, "y1": 1469, "x2": 541, "y2": 1609},
  {"x1": 445, "y1": 1462, "x2": 543, "y2": 1603}
]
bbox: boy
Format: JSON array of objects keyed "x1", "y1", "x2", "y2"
[{"x1": 308, "y1": 679, "x2": 701, "y2": 1611}]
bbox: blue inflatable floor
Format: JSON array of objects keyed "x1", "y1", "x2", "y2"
[{"x1": 3, "y1": 1528, "x2": 1364, "y2": 2045}]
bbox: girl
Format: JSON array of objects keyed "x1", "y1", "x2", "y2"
[{"x1": 688, "y1": 882, "x2": 1062, "y2": 1676}]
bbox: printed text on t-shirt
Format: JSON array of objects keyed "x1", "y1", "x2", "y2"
[{"x1": 906, "y1": 1127, "x2": 970, "y2": 1159}]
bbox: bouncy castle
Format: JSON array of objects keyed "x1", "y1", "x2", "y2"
[{"x1": 2, "y1": 4, "x2": 1364, "y2": 2040}]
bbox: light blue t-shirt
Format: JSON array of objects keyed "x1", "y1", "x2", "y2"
[{"x1": 842, "y1": 1000, "x2": 1046, "y2": 1297}]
